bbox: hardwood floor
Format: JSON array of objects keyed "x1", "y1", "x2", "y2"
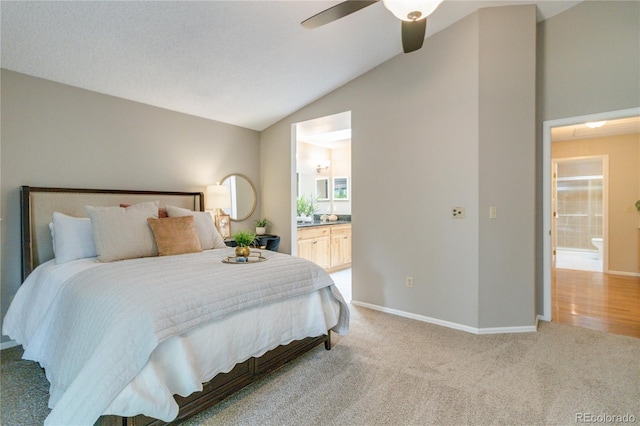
[{"x1": 552, "y1": 268, "x2": 640, "y2": 338}]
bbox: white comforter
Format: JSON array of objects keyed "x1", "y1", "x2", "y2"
[{"x1": 3, "y1": 248, "x2": 349, "y2": 425}]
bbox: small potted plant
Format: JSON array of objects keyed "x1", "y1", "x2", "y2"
[
  {"x1": 232, "y1": 230, "x2": 256, "y2": 257},
  {"x1": 255, "y1": 218, "x2": 269, "y2": 235},
  {"x1": 296, "y1": 196, "x2": 317, "y2": 223},
  {"x1": 304, "y1": 197, "x2": 318, "y2": 219},
  {"x1": 296, "y1": 197, "x2": 309, "y2": 221}
]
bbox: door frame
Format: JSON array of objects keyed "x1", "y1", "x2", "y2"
[{"x1": 541, "y1": 107, "x2": 639, "y2": 321}]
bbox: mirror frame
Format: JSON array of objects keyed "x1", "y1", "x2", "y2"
[{"x1": 220, "y1": 173, "x2": 257, "y2": 222}]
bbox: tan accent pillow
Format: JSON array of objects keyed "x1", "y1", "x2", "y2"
[
  {"x1": 86, "y1": 201, "x2": 159, "y2": 262},
  {"x1": 147, "y1": 216, "x2": 203, "y2": 256}
]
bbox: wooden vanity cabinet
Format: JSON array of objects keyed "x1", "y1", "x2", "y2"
[
  {"x1": 297, "y1": 226, "x2": 330, "y2": 269},
  {"x1": 297, "y1": 224, "x2": 351, "y2": 272}
]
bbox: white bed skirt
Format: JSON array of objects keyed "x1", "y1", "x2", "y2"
[{"x1": 104, "y1": 287, "x2": 340, "y2": 420}]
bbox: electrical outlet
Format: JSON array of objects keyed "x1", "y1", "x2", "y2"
[
  {"x1": 406, "y1": 276, "x2": 414, "y2": 288},
  {"x1": 452, "y1": 207, "x2": 465, "y2": 219}
]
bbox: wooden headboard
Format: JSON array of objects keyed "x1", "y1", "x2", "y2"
[{"x1": 20, "y1": 186, "x2": 204, "y2": 281}]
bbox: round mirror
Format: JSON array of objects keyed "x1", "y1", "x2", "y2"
[{"x1": 220, "y1": 173, "x2": 257, "y2": 221}]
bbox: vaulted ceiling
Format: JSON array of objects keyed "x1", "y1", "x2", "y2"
[{"x1": 1, "y1": 1, "x2": 580, "y2": 131}]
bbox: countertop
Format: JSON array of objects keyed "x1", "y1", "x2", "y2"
[{"x1": 297, "y1": 220, "x2": 351, "y2": 228}]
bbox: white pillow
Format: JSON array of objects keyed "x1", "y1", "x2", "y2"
[
  {"x1": 86, "y1": 201, "x2": 159, "y2": 262},
  {"x1": 165, "y1": 205, "x2": 227, "y2": 250},
  {"x1": 49, "y1": 222, "x2": 55, "y2": 254},
  {"x1": 51, "y1": 212, "x2": 97, "y2": 264}
]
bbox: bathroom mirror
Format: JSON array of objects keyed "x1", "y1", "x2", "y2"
[
  {"x1": 220, "y1": 173, "x2": 257, "y2": 221},
  {"x1": 315, "y1": 178, "x2": 329, "y2": 201},
  {"x1": 333, "y1": 177, "x2": 349, "y2": 200}
]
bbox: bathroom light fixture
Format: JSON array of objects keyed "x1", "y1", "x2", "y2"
[
  {"x1": 382, "y1": 0, "x2": 443, "y2": 22},
  {"x1": 585, "y1": 121, "x2": 607, "y2": 129},
  {"x1": 316, "y1": 159, "x2": 331, "y2": 173}
]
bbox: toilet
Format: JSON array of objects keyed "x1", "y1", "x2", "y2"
[{"x1": 591, "y1": 237, "x2": 603, "y2": 259}]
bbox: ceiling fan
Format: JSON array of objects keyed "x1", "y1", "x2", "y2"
[{"x1": 301, "y1": 0, "x2": 444, "y2": 53}]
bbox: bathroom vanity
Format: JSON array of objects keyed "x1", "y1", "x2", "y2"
[{"x1": 297, "y1": 222, "x2": 351, "y2": 272}]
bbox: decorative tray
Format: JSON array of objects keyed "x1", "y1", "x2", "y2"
[{"x1": 222, "y1": 252, "x2": 266, "y2": 264}]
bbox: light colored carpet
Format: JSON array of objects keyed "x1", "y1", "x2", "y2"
[{"x1": 2, "y1": 305, "x2": 639, "y2": 425}]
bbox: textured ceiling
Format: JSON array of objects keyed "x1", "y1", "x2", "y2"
[{"x1": 1, "y1": 1, "x2": 580, "y2": 131}]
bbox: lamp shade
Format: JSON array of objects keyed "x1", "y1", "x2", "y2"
[
  {"x1": 382, "y1": 0, "x2": 443, "y2": 21},
  {"x1": 206, "y1": 184, "x2": 231, "y2": 210}
]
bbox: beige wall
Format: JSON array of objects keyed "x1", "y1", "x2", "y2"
[
  {"x1": 0, "y1": 70, "x2": 261, "y2": 343},
  {"x1": 552, "y1": 133, "x2": 640, "y2": 273},
  {"x1": 536, "y1": 1, "x2": 640, "y2": 311},
  {"x1": 262, "y1": 5, "x2": 537, "y2": 330},
  {"x1": 477, "y1": 6, "x2": 536, "y2": 328}
]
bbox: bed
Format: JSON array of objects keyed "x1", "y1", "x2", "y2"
[{"x1": 3, "y1": 186, "x2": 349, "y2": 425}]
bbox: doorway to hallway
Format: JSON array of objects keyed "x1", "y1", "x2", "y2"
[{"x1": 542, "y1": 109, "x2": 640, "y2": 338}]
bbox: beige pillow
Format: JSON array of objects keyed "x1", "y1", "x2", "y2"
[
  {"x1": 120, "y1": 204, "x2": 169, "y2": 218},
  {"x1": 147, "y1": 216, "x2": 202, "y2": 256},
  {"x1": 165, "y1": 205, "x2": 227, "y2": 249},
  {"x1": 86, "y1": 201, "x2": 159, "y2": 262}
]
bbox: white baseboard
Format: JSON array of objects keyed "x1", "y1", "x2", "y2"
[
  {"x1": 537, "y1": 314, "x2": 548, "y2": 324},
  {"x1": 476, "y1": 324, "x2": 537, "y2": 334},
  {"x1": 350, "y1": 300, "x2": 537, "y2": 335},
  {"x1": 0, "y1": 340, "x2": 20, "y2": 350}
]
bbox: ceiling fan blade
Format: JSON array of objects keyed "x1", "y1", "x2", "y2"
[
  {"x1": 401, "y1": 18, "x2": 427, "y2": 53},
  {"x1": 301, "y1": 0, "x2": 378, "y2": 29}
]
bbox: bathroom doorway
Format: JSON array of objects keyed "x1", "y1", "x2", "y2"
[
  {"x1": 292, "y1": 111, "x2": 352, "y2": 302},
  {"x1": 551, "y1": 156, "x2": 606, "y2": 273}
]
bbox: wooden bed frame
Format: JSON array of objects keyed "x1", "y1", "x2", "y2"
[{"x1": 20, "y1": 186, "x2": 331, "y2": 426}]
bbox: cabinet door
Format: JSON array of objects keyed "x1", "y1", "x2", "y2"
[
  {"x1": 313, "y1": 236, "x2": 331, "y2": 269},
  {"x1": 297, "y1": 227, "x2": 331, "y2": 269},
  {"x1": 330, "y1": 225, "x2": 352, "y2": 267},
  {"x1": 330, "y1": 234, "x2": 352, "y2": 266},
  {"x1": 330, "y1": 234, "x2": 344, "y2": 267},
  {"x1": 297, "y1": 238, "x2": 316, "y2": 263}
]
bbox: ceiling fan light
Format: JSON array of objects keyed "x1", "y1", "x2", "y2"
[{"x1": 382, "y1": 0, "x2": 443, "y2": 21}]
